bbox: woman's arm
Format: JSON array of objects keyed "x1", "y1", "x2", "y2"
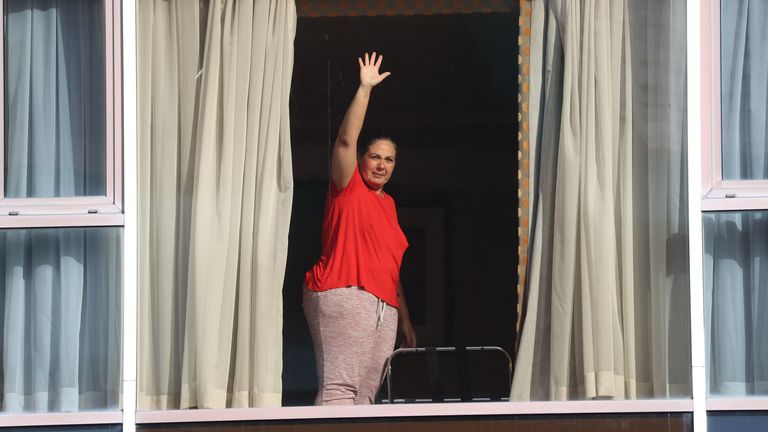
[
  {"x1": 331, "y1": 52, "x2": 391, "y2": 189},
  {"x1": 397, "y1": 281, "x2": 417, "y2": 348}
]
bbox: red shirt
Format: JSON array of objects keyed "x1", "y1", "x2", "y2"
[{"x1": 304, "y1": 167, "x2": 408, "y2": 306}]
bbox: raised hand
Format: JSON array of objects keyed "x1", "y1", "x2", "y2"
[
  {"x1": 330, "y1": 53, "x2": 390, "y2": 189},
  {"x1": 358, "y1": 52, "x2": 391, "y2": 89}
]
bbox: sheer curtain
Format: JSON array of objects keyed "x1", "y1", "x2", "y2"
[
  {"x1": 0, "y1": 229, "x2": 122, "y2": 412},
  {"x1": 512, "y1": 0, "x2": 689, "y2": 400},
  {"x1": 0, "y1": 0, "x2": 121, "y2": 413},
  {"x1": 720, "y1": 0, "x2": 768, "y2": 181},
  {"x1": 4, "y1": 0, "x2": 106, "y2": 198},
  {"x1": 138, "y1": 0, "x2": 296, "y2": 409},
  {"x1": 705, "y1": 0, "x2": 768, "y2": 396}
]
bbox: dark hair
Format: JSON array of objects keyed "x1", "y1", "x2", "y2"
[{"x1": 358, "y1": 136, "x2": 397, "y2": 158}]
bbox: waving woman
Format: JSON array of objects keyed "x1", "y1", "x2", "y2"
[{"x1": 303, "y1": 52, "x2": 416, "y2": 405}]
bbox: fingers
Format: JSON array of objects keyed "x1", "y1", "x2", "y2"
[
  {"x1": 360, "y1": 52, "x2": 391, "y2": 86},
  {"x1": 362, "y1": 52, "x2": 382, "y2": 68},
  {"x1": 399, "y1": 324, "x2": 416, "y2": 348},
  {"x1": 406, "y1": 333, "x2": 416, "y2": 348}
]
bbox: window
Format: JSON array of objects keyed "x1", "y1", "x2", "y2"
[
  {"x1": 0, "y1": 0, "x2": 123, "y2": 417},
  {"x1": 1, "y1": 0, "x2": 123, "y2": 228},
  {"x1": 136, "y1": 0, "x2": 694, "y2": 422},
  {"x1": 702, "y1": 0, "x2": 768, "y2": 402},
  {"x1": 0, "y1": 226, "x2": 122, "y2": 412},
  {"x1": 701, "y1": 0, "x2": 768, "y2": 211},
  {"x1": 2, "y1": 0, "x2": 750, "y2": 430},
  {"x1": 284, "y1": 7, "x2": 519, "y2": 406}
]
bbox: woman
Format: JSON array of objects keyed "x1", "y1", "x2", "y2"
[{"x1": 303, "y1": 52, "x2": 417, "y2": 406}]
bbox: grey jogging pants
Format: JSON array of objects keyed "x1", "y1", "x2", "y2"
[{"x1": 303, "y1": 286, "x2": 398, "y2": 405}]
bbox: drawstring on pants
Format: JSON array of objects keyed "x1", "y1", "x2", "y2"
[{"x1": 377, "y1": 298, "x2": 386, "y2": 327}]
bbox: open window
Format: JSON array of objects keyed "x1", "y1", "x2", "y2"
[
  {"x1": 134, "y1": 0, "x2": 693, "y2": 426},
  {"x1": 282, "y1": 3, "x2": 520, "y2": 405}
]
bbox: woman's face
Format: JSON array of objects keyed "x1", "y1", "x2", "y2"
[{"x1": 359, "y1": 139, "x2": 396, "y2": 192}]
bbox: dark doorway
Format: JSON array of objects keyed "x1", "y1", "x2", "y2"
[{"x1": 283, "y1": 10, "x2": 520, "y2": 405}]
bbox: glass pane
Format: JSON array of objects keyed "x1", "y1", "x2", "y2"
[
  {"x1": 4, "y1": 0, "x2": 107, "y2": 198},
  {"x1": 704, "y1": 211, "x2": 768, "y2": 396},
  {"x1": 709, "y1": 412, "x2": 768, "y2": 432},
  {"x1": 720, "y1": 2, "x2": 768, "y2": 180},
  {"x1": 0, "y1": 227, "x2": 121, "y2": 412}
]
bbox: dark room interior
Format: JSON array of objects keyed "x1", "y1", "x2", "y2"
[{"x1": 282, "y1": 10, "x2": 520, "y2": 405}]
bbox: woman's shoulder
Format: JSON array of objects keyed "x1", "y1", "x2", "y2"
[{"x1": 329, "y1": 166, "x2": 363, "y2": 197}]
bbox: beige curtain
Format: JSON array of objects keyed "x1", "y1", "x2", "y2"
[
  {"x1": 137, "y1": 0, "x2": 296, "y2": 409},
  {"x1": 513, "y1": 0, "x2": 690, "y2": 401}
]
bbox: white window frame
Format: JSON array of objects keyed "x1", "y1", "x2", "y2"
[
  {"x1": 0, "y1": 0, "x2": 124, "y2": 229},
  {"x1": 123, "y1": 1, "x2": 700, "y2": 431},
  {"x1": 0, "y1": 0, "x2": 125, "y2": 428},
  {"x1": 698, "y1": 0, "x2": 768, "y2": 422},
  {"x1": 700, "y1": 0, "x2": 768, "y2": 212}
]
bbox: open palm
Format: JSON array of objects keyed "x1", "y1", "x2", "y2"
[{"x1": 359, "y1": 52, "x2": 391, "y2": 88}]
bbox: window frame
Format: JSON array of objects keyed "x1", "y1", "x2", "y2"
[
  {"x1": 134, "y1": 400, "x2": 694, "y2": 424},
  {"x1": 0, "y1": 0, "x2": 124, "y2": 229},
  {"x1": 127, "y1": 0, "x2": 699, "y2": 427},
  {"x1": 0, "y1": 0, "x2": 125, "y2": 426},
  {"x1": 700, "y1": 0, "x2": 768, "y2": 416},
  {"x1": 700, "y1": 0, "x2": 768, "y2": 212},
  {"x1": 0, "y1": 0, "x2": 707, "y2": 429},
  {"x1": 0, "y1": 412, "x2": 123, "y2": 428}
]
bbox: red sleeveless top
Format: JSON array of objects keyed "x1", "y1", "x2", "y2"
[{"x1": 304, "y1": 167, "x2": 408, "y2": 307}]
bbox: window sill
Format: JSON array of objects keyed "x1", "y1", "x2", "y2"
[
  {"x1": 136, "y1": 399, "x2": 694, "y2": 424},
  {"x1": 0, "y1": 411, "x2": 122, "y2": 427},
  {"x1": 0, "y1": 213, "x2": 124, "y2": 228}
]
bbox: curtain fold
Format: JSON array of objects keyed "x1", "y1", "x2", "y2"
[
  {"x1": 706, "y1": 0, "x2": 768, "y2": 396},
  {"x1": 513, "y1": 0, "x2": 689, "y2": 401},
  {"x1": 0, "y1": 229, "x2": 122, "y2": 412},
  {"x1": 705, "y1": 211, "x2": 768, "y2": 395},
  {"x1": 720, "y1": 0, "x2": 768, "y2": 181},
  {"x1": 138, "y1": 0, "x2": 296, "y2": 409}
]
